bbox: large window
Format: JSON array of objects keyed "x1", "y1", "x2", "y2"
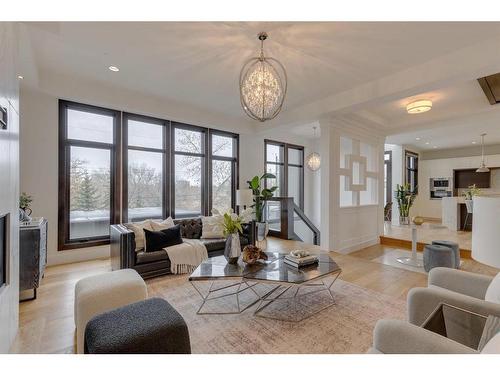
[
  {"x1": 210, "y1": 131, "x2": 238, "y2": 214},
  {"x1": 123, "y1": 113, "x2": 168, "y2": 223},
  {"x1": 264, "y1": 140, "x2": 304, "y2": 209},
  {"x1": 405, "y1": 150, "x2": 418, "y2": 194},
  {"x1": 59, "y1": 100, "x2": 239, "y2": 250},
  {"x1": 59, "y1": 101, "x2": 120, "y2": 250},
  {"x1": 172, "y1": 124, "x2": 207, "y2": 218}
]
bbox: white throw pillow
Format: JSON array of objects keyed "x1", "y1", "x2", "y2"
[
  {"x1": 481, "y1": 332, "x2": 500, "y2": 354},
  {"x1": 151, "y1": 217, "x2": 175, "y2": 231},
  {"x1": 201, "y1": 215, "x2": 224, "y2": 239},
  {"x1": 125, "y1": 220, "x2": 153, "y2": 252},
  {"x1": 485, "y1": 272, "x2": 500, "y2": 303}
]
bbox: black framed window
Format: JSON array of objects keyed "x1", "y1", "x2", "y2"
[
  {"x1": 264, "y1": 140, "x2": 304, "y2": 209},
  {"x1": 171, "y1": 123, "x2": 208, "y2": 218},
  {"x1": 122, "y1": 113, "x2": 170, "y2": 223},
  {"x1": 58, "y1": 100, "x2": 120, "y2": 250},
  {"x1": 405, "y1": 150, "x2": 419, "y2": 194},
  {"x1": 209, "y1": 130, "x2": 239, "y2": 214}
]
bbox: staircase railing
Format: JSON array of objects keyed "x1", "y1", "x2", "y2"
[{"x1": 264, "y1": 197, "x2": 321, "y2": 245}]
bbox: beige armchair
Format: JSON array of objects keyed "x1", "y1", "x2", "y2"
[
  {"x1": 407, "y1": 267, "x2": 500, "y2": 326},
  {"x1": 369, "y1": 319, "x2": 499, "y2": 354}
]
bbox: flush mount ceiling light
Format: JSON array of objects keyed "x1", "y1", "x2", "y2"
[
  {"x1": 406, "y1": 99, "x2": 432, "y2": 114},
  {"x1": 306, "y1": 126, "x2": 321, "y2": 171},
  {"x1": 17, "y1": 75, "x2": 24, "y2": 80},
  {"x1": 108, "y1": 66, "x2": 120, "y2": 72},
  {"x1": 476, "y1": 133, "x2": 490, "y2": 173},
  {"x1": 239, "y1": 32, "x2": 287, "y2": 122}
]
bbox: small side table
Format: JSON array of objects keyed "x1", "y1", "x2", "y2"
[
  {"x1": 397, "y1": 225, "x2": 423, "y2": 268},
  {"x1": 421, "y1": 303, "x2": 488, "y2": 350}
]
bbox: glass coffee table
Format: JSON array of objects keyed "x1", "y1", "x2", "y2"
[{"x1": 189, "y1": 252, "x2": 342, "y2": 322}]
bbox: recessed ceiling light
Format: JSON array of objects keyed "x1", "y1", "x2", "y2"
[
  {"x1": 415, "y1": 137, "x2": 421, "y2": 141},
  {"x1": 406, "y1": 99, "x2": 432, "y2": 114},
  {"x1": 425, "y1": 142, "x2": 430, "y2": 145},
  {"x1": 472, "y1": 141, "x2": 477, "y2": 144},
  {"x1": 17, "y1": 75, "x2": 23, "y2": 80},
  {"x1": 108, "y1": 66, "x2": 120, "y2": 72}
]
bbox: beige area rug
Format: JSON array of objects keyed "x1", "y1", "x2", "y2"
[{"x1": 147, "y1": 276, "x2": 406, "y2": 353}]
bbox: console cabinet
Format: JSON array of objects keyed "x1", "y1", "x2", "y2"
[{"x1": 19, "y1": 218, "x2": 47, "y2": 301}]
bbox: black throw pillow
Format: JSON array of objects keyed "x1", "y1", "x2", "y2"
[{"x1": 143, "y1": 225, "x2": 183, "y2": 252}]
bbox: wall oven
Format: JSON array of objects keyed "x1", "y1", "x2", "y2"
[{"x1": 429, "y1": 177, "x2": 452, "y2": 200}]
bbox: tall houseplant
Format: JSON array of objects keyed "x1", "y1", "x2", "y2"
[
  {"x1": 247, "y1": 173, "x2": 277, "y2": 240},
  {"x1": 395, "y1": 183, "x2": 416, "y2": 225}
]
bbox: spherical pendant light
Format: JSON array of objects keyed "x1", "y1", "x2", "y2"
[
  {"x1": 306, "y1": 126, "x2": 321, "y2": 171},
  {"x1": 239, "y1": 32, "x2": 287, "y2": 122},
  {"x1": 306, "y1": 152, "x2": 321, "y2": 171}
]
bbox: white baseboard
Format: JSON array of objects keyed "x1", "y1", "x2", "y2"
[{"x1": 335, "y1": 237, "x2": 380, "y2": 254}]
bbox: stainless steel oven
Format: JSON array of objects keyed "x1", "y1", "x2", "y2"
[{"x1": 430, "y1": 178, "x2": 452, "y2": 199}]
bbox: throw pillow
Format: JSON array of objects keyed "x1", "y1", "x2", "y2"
[
  {"x1": 485, "y1": 272, "x2": 500, "y2": 303},
  {"x1": 144, "y1": 225, "x2": 183, "y2": 252},
  {"x1": 125, "y1": 219, "x2": 153, "y2": 251},
  {"x1": 151, "y1": 217, "x2": 175, "y2": 231},
  {"x1": 201, "y1": 215, "x2": 224, "y2": 239}
]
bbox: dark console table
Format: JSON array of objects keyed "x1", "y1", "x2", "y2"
[{"x1": 19, "y1": 217, "x2": 47, "y2": 301}]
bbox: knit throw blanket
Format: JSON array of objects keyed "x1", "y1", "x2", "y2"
[{"x1": 164, "y1": 239, "x2": 208, "y2": 274}]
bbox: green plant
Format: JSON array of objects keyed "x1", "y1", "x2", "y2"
[
  {"x1": 222, "y1": 211, "x2": 244, "y2": 237},
  {"x1": 19, "y1": 192, "x2": 33, "y2": 211},
  {"x1": 395, "y1": 183, "x2": 416, "y2": 218},
  {"x1": 463, "y1": 184, "x2": 481, "y2": 200},
  {"x1": 247, "y1": 173, "x2": 277, "y2": 222}
]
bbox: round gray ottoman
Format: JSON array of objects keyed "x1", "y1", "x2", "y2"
[
  {"x1": 423, "y1": 244, "x2": 454, "y2": 273},
  {"x1": 431, "y1": 240, "x2": 460, "y2": 269},
  {"x1": 84, "y1": 298, "x2": 191, "y2": 354}
]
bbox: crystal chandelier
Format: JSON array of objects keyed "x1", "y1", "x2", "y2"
[
  {"x1": 239, "y1": 32, "x2": 287, "y2": 122},
  {"x1": 306, "y1": 126, "x2": 321, "y2": 171}
]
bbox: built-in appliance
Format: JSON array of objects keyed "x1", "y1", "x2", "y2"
[{"x1": 430, "y1": 177, "x2": 453, "y2": 200}]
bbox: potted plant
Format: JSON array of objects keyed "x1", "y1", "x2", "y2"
[
  {"x1": 220, "y1": 210, "x2": 245, "y2": 264},
  {"x1": 247, "y1": 173, "x2": 277, "y2": 241},
  {"x1": 19, "y1": 192, "x2": 33, "y2": 223},
  {"x1": 463, "y1": 184, "x2": 481, "y2": 214},
  {"x1": 395, "y1": 183, "x2": 416, "y2": 225}
]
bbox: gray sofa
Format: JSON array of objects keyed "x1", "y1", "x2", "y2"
[{"x1": 110, "y1": 218, "x2": 255, "y2": 279}]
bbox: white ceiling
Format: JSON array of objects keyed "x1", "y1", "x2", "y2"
[{"x1": 19, "y1": 21, "x2": 500, "y2": 146}]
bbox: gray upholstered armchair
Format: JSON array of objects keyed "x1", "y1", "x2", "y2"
[
  {"x1": 369, "y1": 319, "x2": 500, "y2": 354},
  {"x1": 369, "y1": 319, "x2": 477, "y2": 354},
  {"x1": 407, "y1": 267, "x2": 500, "y2": 326}
]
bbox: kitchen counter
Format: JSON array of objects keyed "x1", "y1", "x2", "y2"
[
  {"x1": 472, "y1": 196, "x2": 500, "y2": 268},
  {"x1": 442, "y1": 197, "x2": 472, "y2": 231}
]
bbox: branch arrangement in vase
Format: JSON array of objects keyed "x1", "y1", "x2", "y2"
[
  {"x1": 395, "y1": 183, "x2": 416, "y2": 224},
  {"x1": 462, "y1": 184, "x2": 481, "y2": 200}
]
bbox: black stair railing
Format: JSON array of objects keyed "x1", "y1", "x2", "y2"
[{"x1": 264, "y1": 197, "x2": 321, "y2": 246}]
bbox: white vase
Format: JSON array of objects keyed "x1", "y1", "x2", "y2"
[{"x1": 224, "y1": 233, "x2": 241, "y2": 264}]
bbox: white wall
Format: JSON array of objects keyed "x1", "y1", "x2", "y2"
[
  {"x1": 20, "y1": 83, "x2": 321, "y2": 265},
  {"x1": 0, "y1": 22, "x2": 20, "y2": 353},
  {"x1": 321, "y1": 118, "x2": 385, "y2": 254},
  {"x1": 413, "y1": 154, "x2": 500, "y2": 219}
]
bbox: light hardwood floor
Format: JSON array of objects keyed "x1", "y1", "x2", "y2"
[{"x1": 10, "y1": 239, "x2": 499, "y2": 354}]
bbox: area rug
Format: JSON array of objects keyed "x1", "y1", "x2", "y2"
[{"x1": 146, "y1": 275, "x2": 406, "y2": 353}]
